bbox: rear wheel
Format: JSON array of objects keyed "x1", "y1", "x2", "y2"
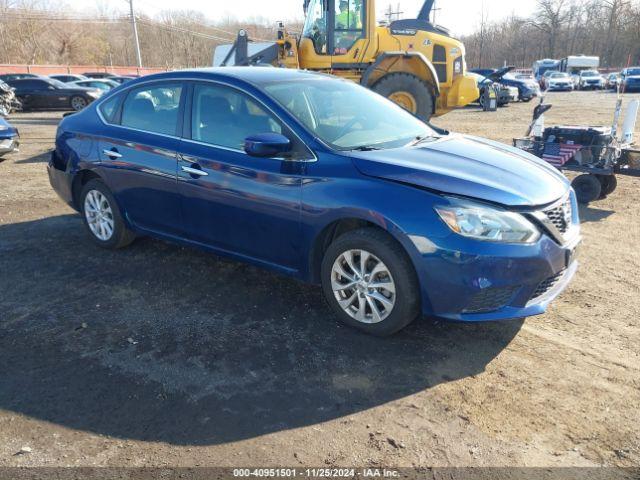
[
  {"x1": 70, "y1": 95, "x2": 88, "y2": 111},
  {"x1": 596, "y1": 174, "x2": 617, "y2": 198},
  {"x1": 372, "y1": 73, "x2": 434, "y2": 121},
  {"x1": 572, "y1": 174, "x2": 601, "y2": 204},
  {"x1": 321, "y1": 228, "x2": 421, "y2": 336},
  {"x1": 80, "y1": 179, "x2": 135, "y2": 249}
]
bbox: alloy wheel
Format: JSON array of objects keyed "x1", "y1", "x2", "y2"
[
  {"x1": 84, "y1": 190, "x2": 114, "y2": 241},
  {"x1": 331, "y1": 249, "x2": 396, "y2": 324},
  {"x1": 71, "y1": 96, "x2": 87, "y2": 111}
]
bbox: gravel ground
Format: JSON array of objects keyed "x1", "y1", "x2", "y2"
[{"x1": 0, "y1": 90, "x2": 639, "y2": 471}]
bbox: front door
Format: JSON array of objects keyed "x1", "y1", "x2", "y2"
[{"x1": 176, "y1": 82, "x2": 310, "y2": 271}]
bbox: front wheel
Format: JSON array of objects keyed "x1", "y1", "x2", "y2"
[
  {"x1": 80, "y1": 179, "x2": 136, "y2": 249},
  {"x1": 372, "y1": 73, "x2": 434, "y2": 122},
  {"x1": 321, "y1": 228, "x2": 421, "y2": 336}
]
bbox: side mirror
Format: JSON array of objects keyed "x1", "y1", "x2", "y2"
[{"x1": 244, "y1": 133, "x2": 291, "y2": 158}]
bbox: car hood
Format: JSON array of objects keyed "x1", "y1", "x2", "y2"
[{"x1": 349, "y1": 134, "x2": 569, "y2": 207}]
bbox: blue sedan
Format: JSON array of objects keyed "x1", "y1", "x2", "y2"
[{"x1": 48, "y1": 68, "x2": 580, "y2": 336}]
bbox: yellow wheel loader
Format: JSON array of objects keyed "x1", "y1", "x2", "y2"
[{"x1": 213, "y1": 0, "x2": 478, "y2": 121}]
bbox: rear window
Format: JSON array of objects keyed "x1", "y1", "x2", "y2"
[
  {"x1": 120, "y1": 83, "x2": 183, "y2": 136},
  {"x1": 98, "y1": 94, "x2": 123, "y2": 123}
]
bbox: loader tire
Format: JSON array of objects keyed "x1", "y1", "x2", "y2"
[{"x1": 372, "y1": 73, "x2": 434, "y2": 121}]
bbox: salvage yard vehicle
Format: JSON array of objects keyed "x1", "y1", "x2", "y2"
[
  {"x1": 620, "y1": 67, "x2": 640, "y2": 92},
  {"x1": 606, "y1": 72, "x2": 620, "y2": 90},
  {"x1": 558, "y1": 55, "x2": 600, "y2": 85},
  {"x1": 470, "y1": 67, "x2": 538, "y2": 102},
  {"x1": 0, "y1": 73, "x2": 41, "y2": 82},
  {"x1": 213, "y1": 0, "x2": 478, "y2": 121},
  {"x1": 5, "y1": 77, "x2": 102, "y2": 111},
  {"x1": 70, "y1": 79, "x2": 119, "y2": 92},
  {"x1": 48, "y1": 68, "x2": 580, "y2": 335},
  {"x1": 0, "y1": 116, "x2": 19, "y2": 160},
  {"x1": 49, "y1": 74, "x2": 89, "y2": 83},
  {"x1": 467, "y1": 71, "x2": 508, "y2": 109},
  {"x1": 545, "y1": 72, "x2": 574, "y2": 91},
  {"x1": 577, "y1": 70, "x2": 604, "y2": 90},
  {"x1": 0, "y1": 80, "x2": 21, "y2": 116}
]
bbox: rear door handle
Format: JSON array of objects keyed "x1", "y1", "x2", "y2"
[
  {"x1": 103, "y1": 149, "x2": 122, "y2": 159},
  {"x1": 181, "y1": 165, "x2": 208, "y2": 176}
]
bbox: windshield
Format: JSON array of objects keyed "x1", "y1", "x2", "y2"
[
  {"x1": 581, "y1": 71, "x2": 599, "y2": 77},
  {"x1": 264, "y1": 78, "x2": 437, "y2": 150},
  {"x1": 627, "y1": 68, "x2": 640, "y2": 76},
  {"x1": 551, "y1": 73, "x2": 568, "y2": 78}
]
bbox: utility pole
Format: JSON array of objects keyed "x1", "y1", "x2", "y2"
[{"x1": 129, "y1": 0, "x2": 142, "y2": 68}]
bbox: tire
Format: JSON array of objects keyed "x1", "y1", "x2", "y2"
[
  {"x1": 320, "y1": 228, "x2": 421, "y2": 336},
  {"x1": 521, "y1": 96, "x2": 533, "y2": 102},
  {"x1": 372, "y1": 73, "x2": 434, "y2": 122},
  {"x1": 80, "y1": 179, "x2": 135, "y2": 249},
  {"x1": 596, "y1": 174, "x2": 617, "y2": 198},
  {"x1": 571, "y1": 174, "x2": 601, "y2": 204},
  {"x1": 70, "y1": 95, "x2": 88, "y2": 111}
]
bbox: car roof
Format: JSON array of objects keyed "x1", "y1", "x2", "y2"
[{"x1": 121, "y1": 67, "x2": 335, "y2": 88}]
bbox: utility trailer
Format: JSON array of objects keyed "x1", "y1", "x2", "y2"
[{"x1": 514, "y1": 97, "x2": 640, "y2": 204}]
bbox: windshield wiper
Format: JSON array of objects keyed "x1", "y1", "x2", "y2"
[{"x1": 351, "y1": 145, "x2": 381, "y2": 151}]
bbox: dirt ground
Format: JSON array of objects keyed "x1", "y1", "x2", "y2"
[{"x1": 0, "y1": 91, "x2": 639, "y2": 472}]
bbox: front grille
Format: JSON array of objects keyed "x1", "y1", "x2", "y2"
[
  {"x1": 531, "y1": 269, "x2": 566, "y2": 300},
  {"x1": 463, "y1": 286, "x2": 518, "y2": 314},
  {"x1": 543, "y1": 197, "x2": 572, "y2": 234}
]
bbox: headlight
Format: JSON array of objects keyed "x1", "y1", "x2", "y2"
[{"x1": 435, "y1": 200, "x2": 540, "y2": 243}]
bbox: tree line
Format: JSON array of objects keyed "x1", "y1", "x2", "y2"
[
  {"x1": 0, "y1": 0, "x2": 298, "y2": 68},
  {"x1": 461, "y1": 0, "x2": 640, "y2": 70}
]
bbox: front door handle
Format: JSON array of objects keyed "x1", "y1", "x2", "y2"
[
  {"x1": 103, "y1": 149, "x2": 122, "y2": 159},
  {"x1": 181, "y1": 165, "x2": 208, "y2": 176}
]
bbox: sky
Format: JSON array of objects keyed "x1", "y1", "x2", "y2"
[{"x1": 69, "y1": 0, "x2": 539, "y2": 37}]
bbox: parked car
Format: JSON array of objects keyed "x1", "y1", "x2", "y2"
[
  {"x1": 83, "y1": 72, "x2": 115, "y2": 79},
  {"x1": 48, "y1": 68, "x2": 580, "y2": 336},
  {"x1": 470, "y1": 68, "x2": 539, "y2": 101},
  {"x1": 540, "y1": 70, "x2": 560, "y2": 90},
  {"x1": 49, "y1": 74, "x2": 89, "y2": 83},
  {"x1": 577, "y1": 70, "x2": 605, "y2": 90},
  {"x1": 107, "y1": 75, "x2": 136, "y2": 85},
  {"x1": 606, "y1": 72, "x2": 620, "y2": 90},
  {"x1": 0, "y1": 73, "x2": 42, "y2": 82},
  {"x1": 70, "y1": 79, "x2": 120, "y2": 91},
  {"x1": 545, "y1": 72, "x2": 574, "y2": 91},
  {"x1": 6, "y1": 77, "x2": 102, "y2": 111},
  {"x1": 620, "y1": 67, "x2": 640, "y2": 92},
  {"x1": 467, "y1": 71, "x2": 511, "y2": 108},
  {"x1": 0, "y1": 116, "x2": 19, "y2": 160}
]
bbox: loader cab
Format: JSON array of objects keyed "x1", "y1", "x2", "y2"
[{"x1": 300, "y1": 0, "x2": 371, "y2": 70}]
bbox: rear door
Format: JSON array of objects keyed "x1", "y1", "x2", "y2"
[{"x1": 97, "y1": 81, "x2": 184, "y2": 236}]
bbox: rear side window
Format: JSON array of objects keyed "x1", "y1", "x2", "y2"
[
  {"x1": 98, "y1": 94, "x2": 123, "y2": 123},
  {"x1": 121, "y1": 83, "x2": 183, "y2": 135}
]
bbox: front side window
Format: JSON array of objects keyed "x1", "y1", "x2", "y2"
[
  {"x1": 191, "y1": 83, "x2": 282, "y2": 151},
  {"x1": 302, "y1": 0, "x2": 328, "y2": 54},
  {"x1": 121, "y1": 83, "x2": 182, "y2": 135},
  {"x1": 333, "y1": 0, "x2": 364, "y2": 55},
  {"x1": 264, "y1": 78, "x2": 437, "y2": 150}
]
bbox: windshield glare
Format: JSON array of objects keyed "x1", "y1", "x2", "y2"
[
  {"x1": 582, "y1": 71, "x2": 598, "y2": 77},
  {"x1": 627, "y1": 68, "x2": 640, "y2": 76},
  {"x1": 264, "y1": 78, "x2": 436, "y2": 150}
]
